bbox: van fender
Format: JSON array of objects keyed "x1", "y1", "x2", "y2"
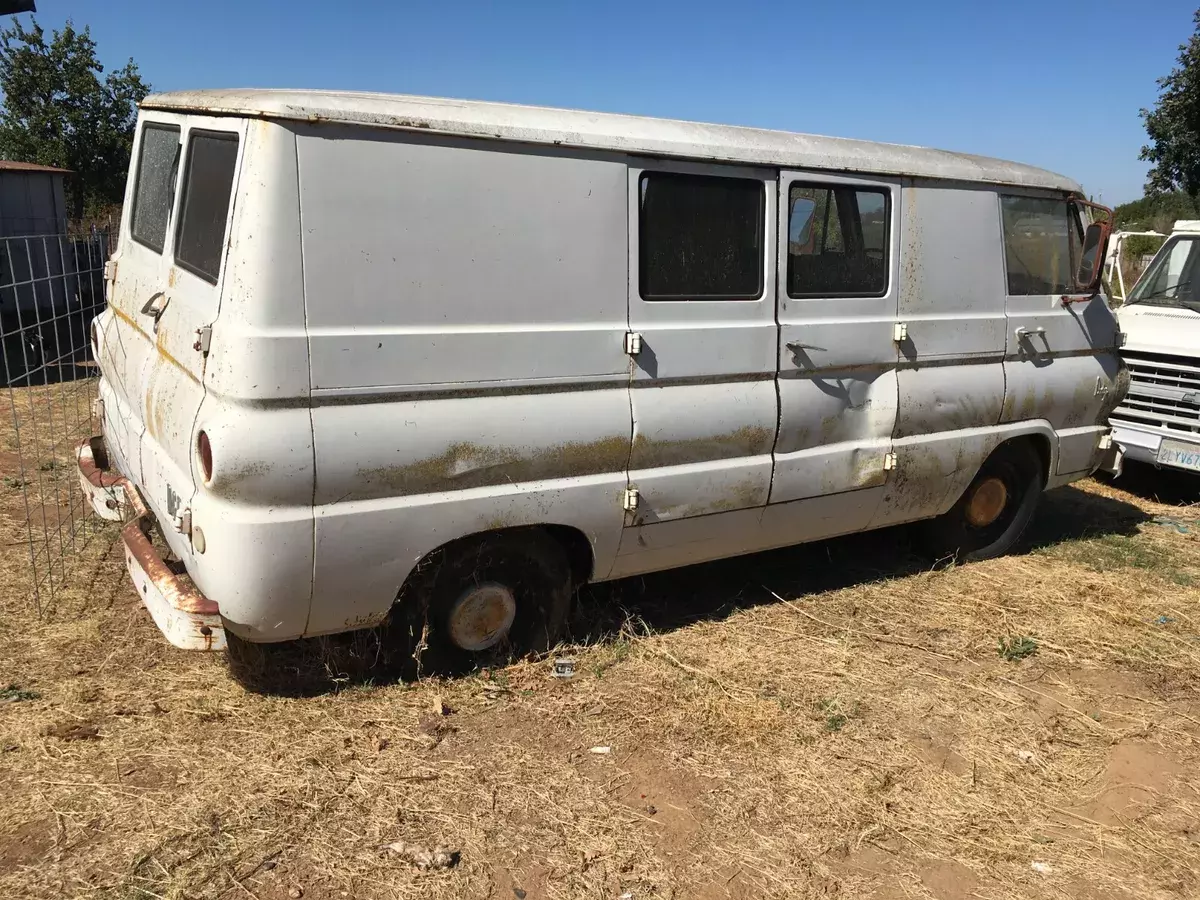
[{"x1": 886, "y1": 420, "x2": 1059, "y2": 522}]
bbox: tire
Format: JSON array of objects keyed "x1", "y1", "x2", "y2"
[
  {"x1": 395, "y1": 529, "x2": 573, "y2": 676},
  {"x1": 920, "y1": 440, "x2": 1046, "y2": 563}
]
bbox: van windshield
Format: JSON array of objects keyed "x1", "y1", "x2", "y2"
[{"x1": 1128, "y1": 235, "x2": 1200, "y2": 309}]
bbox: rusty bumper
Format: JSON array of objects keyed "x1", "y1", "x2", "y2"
[{"x1": 76, "y1": 438, "x2": 226, "y2": 651}]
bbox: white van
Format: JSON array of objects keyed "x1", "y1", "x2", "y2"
[
  {"x1": 1109, "y1": 220, "x2": 1200, "y2": 475},
  {"x1": 77, "y1": 90, "x2": 1124, "y2": 666}
]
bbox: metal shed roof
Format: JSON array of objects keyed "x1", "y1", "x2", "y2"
[
  {"x1": 0, "y1": 160, "x2": 71, "y2": 174},
  {"x1": 142, "y1": 89, "x2": 1082, "y2": 193}
]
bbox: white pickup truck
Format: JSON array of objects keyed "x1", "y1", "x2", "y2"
[{"x1": 1109, "y1": 221, "x2": 1200, "y2": 474}]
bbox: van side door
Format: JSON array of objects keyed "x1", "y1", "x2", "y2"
[
  {"x1": 608, "y1": 161, "x2": 778, "y2": 578},
  {"x1": 998, "y1": 194, "x2": 1122, "y2": 476},
  {"x1": 770, "y1": 172, "x2": 900, "y2": 533}
]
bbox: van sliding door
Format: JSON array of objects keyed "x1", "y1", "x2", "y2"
[{"x1": 608, "y1": 161, "x2": 779, "y2": 579}]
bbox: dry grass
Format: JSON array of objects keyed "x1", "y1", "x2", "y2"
[
  {"x1": 2, "y1": 379, "x2": 105, "y2": 609},
  {"x1": 3, "y1": 414, "x2": 1200, "y2": 898}
]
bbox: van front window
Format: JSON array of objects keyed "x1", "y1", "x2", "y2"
[
  {"x1": 1128, "y1": 236, "x2": 1200, "y2": 309},
  {"x1": 1000, "y1": 196, "x2": 1080, "y2": 296}
]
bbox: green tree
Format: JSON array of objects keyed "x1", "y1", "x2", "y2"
[
  {"x1": 0, "y1": 17, "x2": 149, "y2": 219},
  {"x1": 1142, "y1": 10, "x2": 1200, "y2": 201}
]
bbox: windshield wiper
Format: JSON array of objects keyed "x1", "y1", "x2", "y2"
[{"x1": 1129, "y1": 280, "x2": 1192, "y2": 305}]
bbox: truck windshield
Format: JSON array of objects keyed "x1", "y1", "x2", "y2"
[{"x1": 1128, "y1": 235, "x2": 1200, "y2": 309}]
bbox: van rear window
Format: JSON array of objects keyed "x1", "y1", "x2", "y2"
[
  {"x1": 174, "y1": 131, "x2": 239, "y2": 284},
  {"x1": 1000, "y1": 196, "x2": 1081, "y2": 295},
  {"x1": 130, "y1": 124, "x2": 180, "y2": 254},
  {"x1": 639, "y1": 172, "x2": 764, "y2": 300}
]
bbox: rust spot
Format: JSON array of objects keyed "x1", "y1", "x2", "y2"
[
  {"x1": 123, "y1": 518, "x2": 218, "y2": 617},
  {"x1": 352, "y1": 435, "x2": 631, "y2": 502}
]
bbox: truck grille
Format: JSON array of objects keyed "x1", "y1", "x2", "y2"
[{"x1": 1111, "y1": 350, "x2": 1200, "y2": 435}]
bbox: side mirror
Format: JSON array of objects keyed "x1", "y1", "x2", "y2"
[
  {"x1": 1075, "y1": 221, "x2": 1110, "y2": 292},
  {"x1": 1071, "y1": 200, "x2": 1113, "y2": 294}
]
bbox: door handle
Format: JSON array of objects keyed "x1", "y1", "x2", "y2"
[
  {"x1": 786, "y1": 340, "x2": 828, "y2": 353},
  {"x1": 140, "y1": 292, "x2": 168, "y2": 333}
]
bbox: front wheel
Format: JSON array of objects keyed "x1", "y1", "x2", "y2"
[
  {"x1": 395, "y1": 529, "x2": 573, "y2": 676},
  {"x1": 920, "y1": 440, "x2": 1045, "y2": 562}
]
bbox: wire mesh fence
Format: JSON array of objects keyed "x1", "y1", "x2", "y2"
[{"x1": 1, "y1": 225, "x2": 113, "y2": 611}]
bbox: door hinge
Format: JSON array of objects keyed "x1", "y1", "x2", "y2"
[
  {"x1": 103, "y1": 258, "x2": 117, "y2": 301},
  {"x1": 892, "y1": 322, "x2": 908, "y2": 343},
  {"x1": 1115, "y1": 331, "x2": 1128, "y2": 348},
  {"x1": 193, "y1": 325, "x2": 212, "y2": 355},
  {"x1": 883, "y1": 451, "x2": 898, "y2": 471},
  {"x1": 622, "y1": 485, "x2": 640, "y2": 511},
  {"x1": 171, "y1": 507, "x2": 192, "y2": 536},
  {"x1": 624, "y1": 331, "x2": 642, "y2": 356}
]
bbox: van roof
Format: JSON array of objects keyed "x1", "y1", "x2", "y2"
[{"x1": 142, "y1": 89, "x2": 1082, "y2": 194}]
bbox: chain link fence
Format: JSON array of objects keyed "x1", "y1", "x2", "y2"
[{"x1": 1, "y1": 225, "x2": 113, "y2": 611}]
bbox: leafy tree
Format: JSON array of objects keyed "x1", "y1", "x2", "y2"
[
  {"x1": 1141, "y1": 9, "x2": 1200, "y2": 201},
  {"x1": 0, "y1": 18, "x2": 149, "y2": 218}
]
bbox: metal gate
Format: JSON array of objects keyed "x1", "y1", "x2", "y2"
[{"x1": 1, "y1": 224, "x2": 113, "y2": 610}]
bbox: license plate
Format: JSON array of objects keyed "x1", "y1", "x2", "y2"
[{"x1": 1157, "y1": 439, "x2": 1200, "y2": 471}]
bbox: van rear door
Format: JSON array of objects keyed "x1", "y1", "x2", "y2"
[
  {"x1": 104, "y1": 113, "x2": 245, "y2": 552},
  {"x1": 99, "y1": 120, "x2": 180, "y2": 484}
]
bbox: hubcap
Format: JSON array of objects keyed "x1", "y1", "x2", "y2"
[
  {"x1": 965, "y1": 476, "x2": 1009, "y2": 528},
  {"x1": 447, "y1": 582, "x2": 517, "y2": 652}
]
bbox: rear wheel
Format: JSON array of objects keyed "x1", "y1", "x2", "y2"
[
  {"x1": 920, "y1": 440, "x2": 1045, "y2": 562},
  {"x1": 396, "y1": 529, "x2": 573, "y2": 676}
]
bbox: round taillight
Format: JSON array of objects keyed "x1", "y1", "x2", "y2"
[{"x1": 197, "y1": 430, "x2": 213, "y2": 483}]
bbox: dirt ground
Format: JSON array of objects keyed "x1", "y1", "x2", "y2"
[{"x1": 3, "y1": 418, "x2": 1200, "y2": 898}]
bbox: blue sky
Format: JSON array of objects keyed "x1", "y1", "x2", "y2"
[{"x1": 24, "y1": 0, "x2": 1200, "y2": 205}]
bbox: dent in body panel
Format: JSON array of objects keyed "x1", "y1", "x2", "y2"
[{"x1": 770, "y1": 366, "x2": 897, "y2": 505}]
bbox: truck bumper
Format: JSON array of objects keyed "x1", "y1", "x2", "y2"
[
  {"x1": 1110, "y1": 421, "x2": 1200, "y2": 476},
  {"x1": 76, "y1": 437, "x2": 226, "y2": 651}
]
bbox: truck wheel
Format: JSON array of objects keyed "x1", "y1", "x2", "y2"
[
  {"x1": 920, "y1": 440, "x2": 1045, "y2": 562},
  {"x1": 398, "y1": 529, "x2": 573, "y2": 675}
]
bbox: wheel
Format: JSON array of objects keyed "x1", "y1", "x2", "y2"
[
  {"x1": 395, "y1": 529, "x2": 573, "y2": 676},
  {"x1": 920, "y1": 440, "x2": 1045, "y2": 562}
]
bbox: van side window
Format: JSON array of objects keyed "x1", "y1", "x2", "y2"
[
  {"x1": 787, "y1": 184, "x2": 888, "y2": 297},
  {"x1": 130, "y1": 124, "x2": 181, "y2": 254},
  {"x1": 174, "y1": 131, "x2": 239, "y2": 284},
  {"x1": 1000, "y1": 196, "x2": 1081, "y2": 295},
  {"x1": 639, "y1": 172, "x2": 764, "y2": 300}
]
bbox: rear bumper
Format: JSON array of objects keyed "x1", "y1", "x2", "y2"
[{"x1": 76, "y1": 437, "x2": 226, "y2": 651}]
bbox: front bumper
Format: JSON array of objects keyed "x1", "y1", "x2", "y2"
[
  {"x1": 77, "y1": 437, "x2": 225, "y2": 651},
  {"x1": 1110, "y1": 421, "x2": 1200, "y2": 475}
]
